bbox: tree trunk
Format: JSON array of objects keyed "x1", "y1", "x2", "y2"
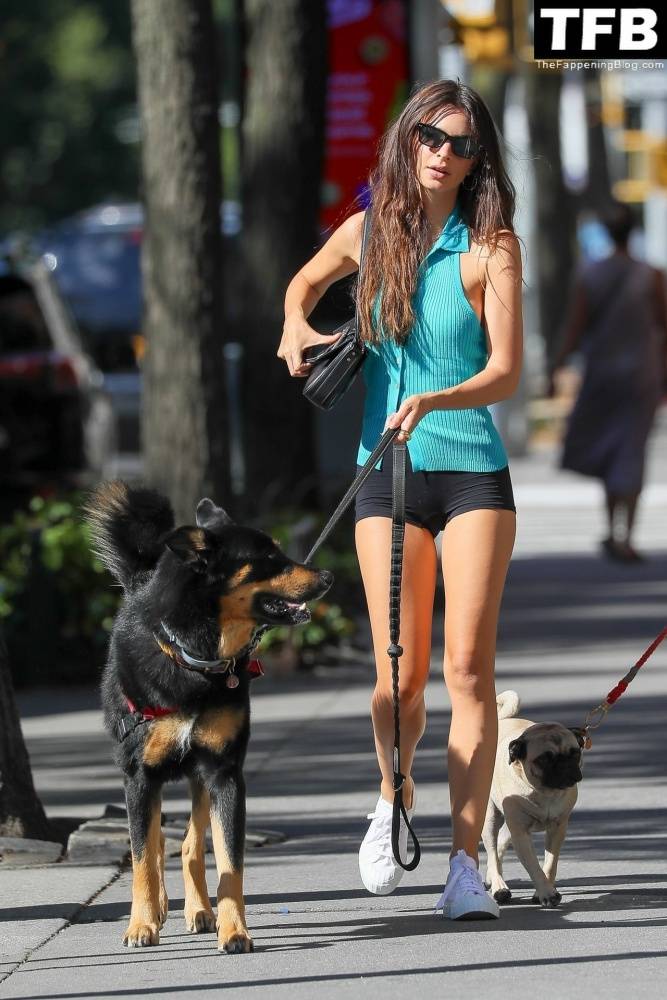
[
  {"x1": 523, "y1": 68, "x2": 578, "y2": 366},
  {"x1": 469, "y1": 67, "x2": 510, "y2": 143},
  {"x1": 131, "y1": 0, "x2": 229, "y2": 524},
  {"x1": 581, "y1": 67, "x2": 613, "y2": 213},
  {"x1": 0, "y1": 626, "x2": 51, "y2": 839},
  {"x1": 239, "y1": 0, "x2": 328, "y2": 514}
]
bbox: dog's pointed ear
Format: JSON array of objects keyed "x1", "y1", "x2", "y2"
[
  {"x1": 508, "y1": 737, "x2": 527, "y2": 764},
  {"x1": 164, "y1": 526, "x2": 212, "y2": 571},
  {"x1": 196, "y1": 498, "x2": 234, "y2": 532},
  {"x1": 569, "y1": 727, "x2": 587, "y2": 749}
]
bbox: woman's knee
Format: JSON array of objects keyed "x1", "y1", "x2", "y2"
[
  {"x1": 444, "y1": 650, "x2": 495, "y2": 702},
  {"x1": 373, "y1": 671, "x2": 426, "y2": 712}
]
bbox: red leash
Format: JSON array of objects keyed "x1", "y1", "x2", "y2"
[{"x1": 581, "y1": 624, "x2": 667, "y2": 747}]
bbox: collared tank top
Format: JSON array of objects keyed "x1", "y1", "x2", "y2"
[{"x1": 356, "y1": 200, "x2": 509, "y2": 472}]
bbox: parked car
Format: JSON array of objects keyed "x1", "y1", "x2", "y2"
[
  {"x1": 0, "y1": 256, "x2": 117, "y2": 484},
  {"x1": 30, "y1": 200, "x2": 242, "y2": 452}
]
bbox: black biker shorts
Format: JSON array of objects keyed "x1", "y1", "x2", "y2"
[{"x1": 354, "y1": 450, "x2": 516, "y2": 538}]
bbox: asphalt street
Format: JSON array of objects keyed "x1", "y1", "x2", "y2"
[{"x1": 1, "y1": 409, "x2": 666, "y2": 999}]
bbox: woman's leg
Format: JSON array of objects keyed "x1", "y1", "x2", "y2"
[
  {"x1": 624, "y1": 492, "x2": 640, "y2": 542},
  {"x1": 604, "y1": 489, "x2": 619, "y2": 541},
  {"x1": 441, "y1": 508, "x2": 516, "y2": 863},
  {"x1": 604, "y1": 488, "x2": 642, "y2": 557},
  {"x1": 355, "y1": 516, "x2": 438, "y2": 806}
]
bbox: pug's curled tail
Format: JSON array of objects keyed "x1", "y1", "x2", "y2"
[
  {"x1": 83, "y1": 480, "x2": 174, "y2": 592},
  {"x1": 496, "y1": 690, "x2": 521, "y2": 719}
]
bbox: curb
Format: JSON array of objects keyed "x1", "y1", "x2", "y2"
[{"x1": 65, "y1": 805, "x2": 286, "y2": 868}]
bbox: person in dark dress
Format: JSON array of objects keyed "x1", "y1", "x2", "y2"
[{"x1": 550, "y1": 202, "x2": 667, "y2": 562}]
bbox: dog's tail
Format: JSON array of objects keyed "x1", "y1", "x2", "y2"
[
  {"x1": 496, "y1": 690, "x2": 521, "y2": 720},
  {"x1": 83, "y1": 481, "x2": 174, "y2": 592}
]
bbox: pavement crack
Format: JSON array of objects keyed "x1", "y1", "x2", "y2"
[{"x1": 0, "y1": 863, "x2": 126, "y2": 986}]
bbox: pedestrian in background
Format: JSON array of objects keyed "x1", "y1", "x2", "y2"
[
  {"x1": 550, "y1": 202, "x2": 667, "y2": 563},
  {"x1": 279, "y1": 79, "x2": 522, "y2": 920}
]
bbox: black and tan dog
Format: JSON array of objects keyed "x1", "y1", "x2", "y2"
[{"x1": 85, "y1": 481, "x2": 332, "y2": 953}]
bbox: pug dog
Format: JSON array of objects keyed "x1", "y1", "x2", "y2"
[{"x1": 481, "y1": 691, "x2": 585, "y2": 908}]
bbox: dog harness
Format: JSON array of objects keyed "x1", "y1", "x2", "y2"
[{"x1": 116, "y1": 627, "x2": 265, "y2": 742}]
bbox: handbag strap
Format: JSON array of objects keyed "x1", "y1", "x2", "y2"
[
  {"x1": 388, "y1": 440, "x2": 421, "y2": 870},
  {"x1": 355, "y1": 209, "x2": 371, "y2": 328},
  {"x1": 349, "y1": 207, "x2": 371, "y2": 343},
  {"x1": 304, "y1": 425, "x2": 399, "y2": 564}
]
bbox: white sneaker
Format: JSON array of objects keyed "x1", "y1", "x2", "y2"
[
  {"x1": 358, "y1": 788, "x2": 417, "y2": 896},
  {"x1": 435, "y1": 849, "x2": 500, "y2": 920}
]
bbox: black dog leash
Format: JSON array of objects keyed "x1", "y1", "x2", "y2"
[
  {"x1": 388, "y1": 438, "x2": 420, "y2": 870},
  {"x1": 305, "y1": 427, "x2": 421, "y2": 870},
  {"x1": 304, "y1": 427, "x2": 400, "y2": 564}
]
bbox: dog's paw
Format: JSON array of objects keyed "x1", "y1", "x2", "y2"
[
  {"x1": 123, "y1": 921, "x2": 160, "y2": 947},
  {"x1": 185, "y1": 907, "x2": 217, "y2": 933},
  {"x1": 218, "y1": 930, "x2": 254, "y2": 954},
  {"x1": 493, "y1": 888, "x2": 512, "y2": 904},
  {"x1": 531, "y1": 888, "x2": 562, "y2": 908}
]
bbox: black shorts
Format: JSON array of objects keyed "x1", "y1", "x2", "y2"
[{"x1": 354, "y1": 451, "x2": 516, "y2": 538}]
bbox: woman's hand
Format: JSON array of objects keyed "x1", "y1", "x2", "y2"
[
  {"x1": 277, "y1": 315, "x2": 342, "y2": 378},
  {"x1": 384, "y1": 393, "x2": 434, "y2": 443}
]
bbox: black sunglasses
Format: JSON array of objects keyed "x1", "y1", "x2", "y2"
[{"x1": 415, "y1": 122, "x2": 482, "y2": 160}]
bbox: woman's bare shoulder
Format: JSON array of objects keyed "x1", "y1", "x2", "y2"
[
  {"x1": 297, "y1": 210, "x2": 366, "y2": 293},
  {"x1": 471, "y1": 229, "x2": 520, "y2": 258},
  {"x1": 332, "y1": 210, "x2": 366, "y2": 266},
  {"x1": 469, "y1": 229, "x2": 522, "y2": 287}
]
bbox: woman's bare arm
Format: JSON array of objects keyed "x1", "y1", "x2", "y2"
[{"x1": 278, "y1": 211, "x2": 365, "y2": 377}]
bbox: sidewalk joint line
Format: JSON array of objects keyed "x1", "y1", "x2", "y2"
[{"x1": 0, "y1": 862, "x2": 127, "y2": 986}]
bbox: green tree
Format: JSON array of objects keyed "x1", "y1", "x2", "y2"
[{"x1": 0, "y1": 0, "x2": 138, "y2": 234}]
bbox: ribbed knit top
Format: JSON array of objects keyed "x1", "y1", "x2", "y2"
[{"x1": 356, "y1": 201, "x2": 509, "y2": 472}]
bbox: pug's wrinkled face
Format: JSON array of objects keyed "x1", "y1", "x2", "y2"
[{"x1": 508, "y1": 724, "x2": 584, "y2": 791}]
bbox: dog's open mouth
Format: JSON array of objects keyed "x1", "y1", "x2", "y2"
[{"x1": 256, "y1": 594, "x2": 311, "y2": 625}]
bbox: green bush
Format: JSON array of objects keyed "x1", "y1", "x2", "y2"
[
  {"x1": 258, "y1": 599, "x2": 356, "y2": 656},
  {"x1": 256, "y1": 508, "x2": 358, "y2": 667},
  {"x1": 0, "y1": 494, "x2": 117, "y2": 686}
]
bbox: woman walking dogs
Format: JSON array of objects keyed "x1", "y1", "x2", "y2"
[{"x1": 278, "y1": 80, "x2": 523, "y2": 920}]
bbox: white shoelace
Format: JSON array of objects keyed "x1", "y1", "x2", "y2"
[{"x1": 435, "y1": 851, "x2": 486, "y2": 910}]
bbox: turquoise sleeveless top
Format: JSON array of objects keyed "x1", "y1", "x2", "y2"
[{"x1": 356, "y1": 201, "x2": 509, "y2": 472}]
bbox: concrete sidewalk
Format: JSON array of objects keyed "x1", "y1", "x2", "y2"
[{"x1": 2, "y1": 412, "x2": 667, "y2": 999}]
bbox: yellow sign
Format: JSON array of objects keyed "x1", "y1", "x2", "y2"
[{"x1": 460, "y1": 25, "x2": 511, "y2": 62}]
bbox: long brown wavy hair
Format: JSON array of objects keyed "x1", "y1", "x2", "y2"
[{"x1": 356, "y1": 79, "x2": 516, "y2": 345}]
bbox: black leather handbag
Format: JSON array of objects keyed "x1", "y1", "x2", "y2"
[{"x1": 302, "y1": 212, "x2": 370, "y2": 410}]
